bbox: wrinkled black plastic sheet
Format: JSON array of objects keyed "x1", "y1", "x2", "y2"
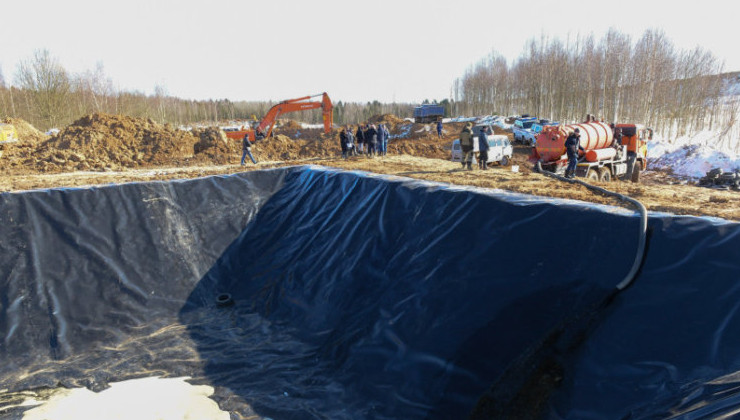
[{"x1": 0, "y1": 165, "x2": 739, "y2": 419}]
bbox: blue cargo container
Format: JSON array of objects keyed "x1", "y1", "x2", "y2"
[{"x1": 413, "y1": 104, "x2": 445, "y2": 123}]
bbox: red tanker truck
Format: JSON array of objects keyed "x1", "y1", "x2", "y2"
[{"x1": 531, "y1": 118, "x2": 652, "y2": 183}]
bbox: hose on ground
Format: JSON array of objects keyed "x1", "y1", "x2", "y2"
[{"x1": 533, "y1": 161, "x2": 648, "y2": 291}]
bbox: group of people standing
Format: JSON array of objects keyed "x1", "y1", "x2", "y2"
[
  {"x1": 458, "y1": 122, "x2": 492, "y2": 170},
  {"x1": 339, "y1": 123, "x2": 390, "y2": 159}
]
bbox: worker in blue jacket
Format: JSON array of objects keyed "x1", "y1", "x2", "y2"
[
  {"x1": 377, "y1": 124, "x2": 387, "y2": 156},
  {"x1": 564, "y1": 128, "x2": 584, "y2": 178},
  {"x1": 478, "y1": 126, "x2": 490, "y2": 170},
  {"x1": 241, "y1": 133, "x2": 257, "y2": 165}
]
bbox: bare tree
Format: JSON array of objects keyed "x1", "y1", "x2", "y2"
[{"x1": 15, "y1": 49, "x2": 71, "y2": 129}]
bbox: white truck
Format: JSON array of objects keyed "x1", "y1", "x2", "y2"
[{"x1": 451, "y1": 124, "x2": 513, "y2": 167}]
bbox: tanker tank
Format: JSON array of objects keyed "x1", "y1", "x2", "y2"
[{"x1": 534, "y1": 121, "x2": 613, "y2": 163}]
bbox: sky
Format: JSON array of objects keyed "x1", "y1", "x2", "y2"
[{"x1": 1, "y1": 0, "x2": 739, "y2": 105}]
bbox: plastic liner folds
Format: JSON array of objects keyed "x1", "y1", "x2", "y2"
[{"x1": 1, "y1": 165, "x2": 739, "y2": 420}]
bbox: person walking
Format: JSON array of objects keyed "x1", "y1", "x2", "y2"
[
  {"x1": 478, "y1": 126, "x2": 490, "y2": 170},
  {"x1": 564, "y1": 128, "x2": 584, "y2": 178},
  {"x1": 437, "y1": 120, "x2": 443, "y2": 138},
  {"x1": 241, "y1": 133, "x2": 257, "y2": 165},
  {"x1": 460, "y1": 122, "x2": 474, "y2": 170}
]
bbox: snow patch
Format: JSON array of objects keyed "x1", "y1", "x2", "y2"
[
  {"x1": 648, "y1": 139, "x2": 740, "y2": 178},
  {"x1": 12, "y1": 376, "x2": 229, "y2": 420}
]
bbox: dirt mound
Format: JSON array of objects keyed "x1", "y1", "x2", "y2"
[
  {"x1": 368, "y1": 114, "x2": 406, "y2": 128},
  {"x1": 279, "y1": 120, "x2": 304, "y2": 131},
  {"x1": 191, "y1": 127, "x2": 237, "y2": 164},
  {"x1": 30, "y1": 113, "x2": 199, "y2": 172},
  {"x1": 251, "y1": 134, "x2": 340, "y2": 161},
  {"x1": 2, "y1": 117, "x2": 49, "y2": 144}
]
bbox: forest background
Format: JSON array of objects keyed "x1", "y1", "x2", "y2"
[{"x1": 1, "y1": 28, "x2": 738, "y2": 151}]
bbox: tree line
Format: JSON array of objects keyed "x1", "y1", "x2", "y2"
[
  {"x1": 451, "y1": 28, "x2": 738, "y2": 145},
  {"x1": 1, "y1": 33, "x2": 738, "y2": 149},
  {"x1": 0, "y1": 50, "x2": 434, "y2": 131}
]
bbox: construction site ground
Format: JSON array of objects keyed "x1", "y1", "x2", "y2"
[{"x1": 1, "y1": 113, "x2": 738, "y2": 222}]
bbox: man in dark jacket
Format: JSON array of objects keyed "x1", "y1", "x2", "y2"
[
  {"x1": 355, "y1": 125, "x2": 365, "y2": 155},
  {"x1": 460, "y1": 123, "x2": 474, "y2": 170},
  {"x1": 339, "y1": 128, "x2": 349, "y2": 159},
  {"x1": 478, "y1": 126, "x2": 490, "y2": 170},
  {"x1": 241, "y1": 133, "x2": 257, "y2": 165},
  {"x1": 564, "y1": 128, "x2": 583, "y2": 178},
  {"x1": 365, "y1": 124, "x2": 378, "y2": 157},
  {"x1": 437, "y1": 120, "x2": 443, "y2": 138}
]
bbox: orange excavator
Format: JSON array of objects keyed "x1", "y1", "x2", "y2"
[{"x1": 225, "y1": 92, "x2": 333, "y2": 142}]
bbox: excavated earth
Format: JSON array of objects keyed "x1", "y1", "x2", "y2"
[{"x1": 0, "y1": 113, "x2": 738, "y2": 221}]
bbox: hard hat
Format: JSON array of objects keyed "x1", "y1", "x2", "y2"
[{"x1": 574, "y1": 128, "x2": 580, "y2": 133}]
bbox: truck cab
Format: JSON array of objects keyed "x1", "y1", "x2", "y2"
[{"x1": 526, "y1": 120, "x2": 559, "y2": 147}]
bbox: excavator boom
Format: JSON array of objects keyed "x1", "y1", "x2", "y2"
[{"x1": 225, "y1": 93, "x2": 333, "y2": 141}]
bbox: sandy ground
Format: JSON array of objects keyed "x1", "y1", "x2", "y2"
[
  {"x1": 1, "y1": 153, "x2": 737, "y2": 222},
  {"x1": 1, "y1": 113, "x2": 737, "y2": 221}
]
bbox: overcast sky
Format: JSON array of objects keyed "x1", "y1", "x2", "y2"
[{"x1": 2, "y1": 0, "x2": 738, "y2": 104}]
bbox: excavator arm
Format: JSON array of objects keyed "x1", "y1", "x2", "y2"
[
  {"x1": 256, "y1": 92, "x2": 333, "y2": 139},
  {"x1": 224, "y1": 93, "x2": 333, "y2": 142}
]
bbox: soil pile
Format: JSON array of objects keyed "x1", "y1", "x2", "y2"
[
  {"x1": 2, "y1": 118, "x2": 49, "y2": 144},
  {"x1": 279, "y1": 120, "x2": 304, "y2": 131},
  {"x1": 252, "y1": 134, "x2": 339, "y2": 161},
  {"x1": 29, "y1": 113, "x2": 199, "y2": 172},
  {"x1": 368, "y1": 114, "x2": 406, "y2": 128},
  {"x1": 192, "y1": 127, "x2": 236, "y2": 164}
]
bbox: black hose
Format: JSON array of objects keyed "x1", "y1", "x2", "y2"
[{"x1": 533, "y1": 161, "x2": 648, "y2": 290}]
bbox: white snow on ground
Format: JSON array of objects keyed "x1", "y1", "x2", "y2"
[
  {"x1": 12, "y1": 377, "x2": 229, "y2": 420},
  {"x1": 648, "y1": 131, "x2": 740, "y2": 178},
  {"x1": 300, "y1": 123, "x2": 324, "y2": 129}
]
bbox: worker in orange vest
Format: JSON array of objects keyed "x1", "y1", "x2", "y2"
[{"x1": 624, "y1": 132, "x2": 639, "y2": 181}]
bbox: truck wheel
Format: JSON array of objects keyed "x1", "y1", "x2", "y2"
[
  {"x1": 586, "y1": 169, "x2": 599, "y2": 181},
  {"x1": 631, "y1": 161, "x2": 642, "y2": 183},
  {"x1": 598, "y1": 168, "x2": 612, "y2": 182},
  {"x1": 500, "y1": 155, "x2": 510, "y2": 166}
]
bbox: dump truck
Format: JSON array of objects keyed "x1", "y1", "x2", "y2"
[
  {"x1": 413, "y1": 104, "x2": 445, "y2": 123},
  {"x1": 531, "y1": 119, "x2": 651, "y2": 183}
]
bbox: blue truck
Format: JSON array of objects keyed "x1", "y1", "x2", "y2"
[{"x1": 413, "y1": 104, "x2": 445, "y2": 123}]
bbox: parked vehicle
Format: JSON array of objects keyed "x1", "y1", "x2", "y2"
[
  {"x1": 512, "y1": 117, "x2": 538, "y2": 143},
  {"x1": 451, "y1": 132, "x2": 513, "y2": 167},
  {"x1": 531, "y1": 119, "x2": 652, "y2": 183},
  {"x1": 525, "y1": 120, "x2": 559, "y2": 147},
  {"x1": 413, "y1": 104, "x2": 445, "y2": 123}
]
